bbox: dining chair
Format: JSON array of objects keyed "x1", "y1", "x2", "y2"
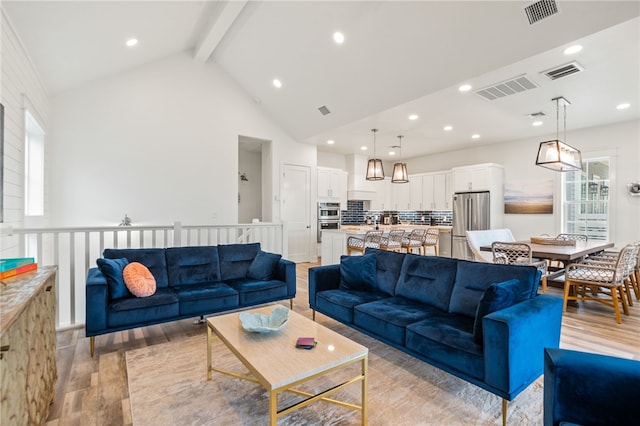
[
  {"x1": 564, "y1": 244, "x2": 637, "y2": 324},
  {"x1": 422, "y1": 228, "x2": 440, "y2": 256},
  {"x1": 346, "y1": 230, "x2": 384, "y2": 255},
  {"x1": 491, "y1": 241, "x2": 549, "y2": 293},
  {"x1": 401, "y1": 229, "x2": 427, "y2": 255},
  {"x1": 556, "y1": 233, "x2": 588, "y2": 242},
  {"x1": 380, "y1": 229, "x2": 405, "y2": 252},
  {"x1": 581, "y1": 241, "x2": 640, "y2": 304},
  {"x1": 465, "y1": 229, "x2": 516, "y2": 262}
]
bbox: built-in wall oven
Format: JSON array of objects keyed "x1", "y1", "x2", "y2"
[{"x1": 317, "y1": 202, "x2": 341, "y2": 243}]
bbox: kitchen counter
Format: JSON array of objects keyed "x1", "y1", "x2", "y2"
[{"x1": 321, "y1": 226, "x2": 452, "y2": 265}]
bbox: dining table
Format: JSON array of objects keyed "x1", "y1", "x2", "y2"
[{"x1": 480, "y1": 239, "x2": 615, "y2": 287}]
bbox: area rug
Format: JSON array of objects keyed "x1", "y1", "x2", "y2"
[{"x1": 126, "y1": 321, "x2": 543, "y2": 425}]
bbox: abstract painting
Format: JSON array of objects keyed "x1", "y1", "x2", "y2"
[{"x1": 504, "y1": 179, "x2": 553, "y2": 214}]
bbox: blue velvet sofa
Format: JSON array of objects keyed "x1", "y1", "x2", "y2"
[
  {"x1": 544, "y1": 348, "x2": 640, "y2": 426},
  {"x1": 86, "y1": 243, "x2": 295, "y2": 355},
  {"x1": 309, "y1": 248, "x2": 563, "y2": 423}
]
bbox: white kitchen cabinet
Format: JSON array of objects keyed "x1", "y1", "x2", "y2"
[
  {"x1": 370, "y1": 178, "x2": 390, "y2": 211},
  {"x1": 452, "y1": 163, "x2": 503, "y2": 193},
  {"x1": 390, "y1": 180, "x2": 411, "y2": 210},
  {"x1": 409, "y1": 176, "x2": 423, "y2": 210},
  {"x1": 317, "y1": 167, "x2": 348, "y2": 208},
  {"x1": 433, "y1": 172, "x2": 453, "y2": 210},
  {"x1": 320, "y1": 230, "x2": 348, "y2": 265}
]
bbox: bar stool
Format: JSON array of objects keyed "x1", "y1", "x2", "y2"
[
  {"x1": 401, "y1": 229, "x2": 427, "y2": 255},
  {"x1": 422, "y1": 228, "x2": 440, "y2": 256},
  {"x1": 347, "y1": 230, "x2": 384, "y2": 255},
  {"x1": 380, "y1": 230, "x2": 405, "y2": 252}
]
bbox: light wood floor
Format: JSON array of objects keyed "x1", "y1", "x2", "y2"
[{"x1": 46, "y1": 262, "x2": 640, "y2": 425}]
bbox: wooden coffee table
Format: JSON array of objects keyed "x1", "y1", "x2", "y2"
[{"x1": 206, "y1": 306, "x2": 368, "y2": 425}]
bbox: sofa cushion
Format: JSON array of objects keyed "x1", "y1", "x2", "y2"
[
  {"x1": 339, "y1": 254, "x2": 377, "y2": 291},
  {"x1": 473, "y1": 279, "x2": 520, "y2": 344},
  {"x1": 225, "y1": 277, "x2": 288, "y2": 306},
  {"x1": 405, "y1": 313, "x2": 483, "y2": 380},
  {"x1": 315, "y1": 289, "x2": 389, "y2": 324},
  {"x1": 107, "y1": 288, "x2": 179, "y2": 328},
  {"x1": 354, "y1": 296, "x2": 443, "y2": 346},
  {"x1": 394, "y1": 254, "x2": 458, "y2": 311},
  {"x1": 165, "y1": 246, "x2": 221, "y2": 285},
  {"x1": 172, "y1": 282, "x2": 238, "y2": 316},
  {"x1": 364, "y1": 248, "x2": 406, "y2": 295},
  {"x1": 449, "y1": 260, "x2": 539, "y2": 318},
  {"x1": 218, "y1": 243, "x2": 261, "y2": 280},
  {"x1": 247, "y1": 250, "x2": 282, "y2": 280},
  {"x1": 123, "y1": 262, "x2": 157, "y2": 297},
  {"x1": 96, "y1": 257, "x2": 130, "y2": 300},
  {"x1": 104, "y1": 248, "x2": 169, "y2": 288}
]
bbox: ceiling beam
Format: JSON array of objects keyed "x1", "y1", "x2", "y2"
[{"x1": 194, "y1": 0, "x2": 248, "y2": 62}]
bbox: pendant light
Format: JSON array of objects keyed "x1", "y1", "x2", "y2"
[
  {"x1": 535, "y1": 96, "x2": 582, "y2": 172},
  {"x1": 391, "y1": 135, "x2": 409, "y2": 183},
  {"x1": 366, "y1": 128, "x2": 385, "y2": 180}
]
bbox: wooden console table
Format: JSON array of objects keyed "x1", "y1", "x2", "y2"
[{"x1": 1, "y1": 266, "x2": 58, "y2": 425}]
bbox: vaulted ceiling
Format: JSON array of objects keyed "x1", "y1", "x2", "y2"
[{"x1": 4, "y1": 1, "x2": 639, "y2": 159}]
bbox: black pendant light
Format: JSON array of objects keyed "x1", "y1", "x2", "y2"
[
  {"x1": 366, "y1": 128, "x2": 385, "y2": 180},
  {"x1": 391, "y1": 135, "x2": 409, "y2": 183},
  {"x1": 535, "y1": 97, "x2": 582, "y2": 172}
]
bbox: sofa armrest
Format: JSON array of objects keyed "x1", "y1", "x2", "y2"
[
  {"x1": 482, "y1": 294, "x2": 563, "y2": 399},
  {"x1": 544, "y1": 348, "x2": 640, "y2": 426},
  {"x1": 308, "y1": 265, "x2": 341, "y2": 307},
  {"x1": 85, "y1": 267, "x2": 108, "y2": 335},
  {"x1": 276, "y1": 258, "x2": 296, "y2": 298}
]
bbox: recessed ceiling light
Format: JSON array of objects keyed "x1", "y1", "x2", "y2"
[
  {"x1": 616, "y1": 103, "x2": 630, "y2": 110},
  {"x1": 408, "y1": 114, "x2": 419, "y2": 120},
  {"x1": 471, "y1": 134, "x2": 480, "y2": 139},
  {"x1": 327, "y1": 139, "x2": 335, "y2": 145},
  {"x1": 532, "y1": 121, "x2": 543, "y2": 126},
  {"x1": 389, "y1": 151, "x2": 396, "y2": 156},
  {"x1": 563, "y1": 45, "x2": 583, "y2": 55},
  {"x1": 360, "y1": 146, "x2": 368, "y2": 151},
  {"x1": 333, "y1": 32, "x2": 344, "y2": 44},
  {"x1": 126, "y1": 38, "x2": 138, "y2": 47},
  {"x1": 459, "y1": 84, "x2": 472, "y2": 92},
  {"x1": 272, "y1": 79, "x2": 282, "y2": 88},
  {"x1": 443, "y1": 125, "x2": 453, "y2": 131}
]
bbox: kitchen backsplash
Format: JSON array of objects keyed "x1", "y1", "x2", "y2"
[{"x1": 341, "y1": 200, "x2": 452, "y2": 226}]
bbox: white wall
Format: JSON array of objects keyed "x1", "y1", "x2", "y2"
[
  {"x1": 48, "y1": 51, "x2": 316, "y2": 227},
  {"x1": 317, "y1": 151, "x2": 347, "y2": 170},
  {"x1": 238, "y1": 148, "x2": 262, "y2": 223},
  {"x1": 0, "y1": 9, "x2": 50, "y2": 257},
  {"x1": 406, "y1": 119, "x2": 640, "y2": 246}
]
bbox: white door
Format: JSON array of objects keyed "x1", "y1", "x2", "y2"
[{"x1": 282, "y1": 165, "x2": 311, "y2": 263}]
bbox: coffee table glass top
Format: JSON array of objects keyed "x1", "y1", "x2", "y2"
[{"x1": 207, "y1": 306, "x2": 368, "y2": 390}]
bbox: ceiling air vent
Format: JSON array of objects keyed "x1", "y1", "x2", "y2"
[
  {"x1": 541, "y1": 61, "x2": 584, "y2": 80},
  {"x1": 318, "y1": 105, "x2": 331, "y2": 115},
  {"x1": 528, "y1": 111, "x2": 546, "y2": 118},
  {"x1": 525, "y1": 0, "x2": 559, "y2": 25},
  {"x1": 474, "y1": 75, "x2": 539, "y2": 101}
]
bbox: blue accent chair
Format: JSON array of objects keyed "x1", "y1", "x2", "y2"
[{"x1": 544, "y1": 348, "x2": 640, "y2": 426}]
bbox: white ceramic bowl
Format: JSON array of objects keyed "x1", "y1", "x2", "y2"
[{"x1": 239, "y1": 307, "x2": 289, "y2": 333}]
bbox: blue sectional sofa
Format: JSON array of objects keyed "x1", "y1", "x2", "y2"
[
  {"x1": 86, "y1": 243, "x2": 295, "y2": 355},
  {"x1": 544, "y1": 348, "x2": 640, "y2": 426},
  {"x1": 309, "y1": 248, "x2": 563, "y2": 423}
]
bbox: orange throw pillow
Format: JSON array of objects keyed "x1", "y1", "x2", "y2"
[{"x1": 123, "y1": 262, "x2": 156, "y2": 297}]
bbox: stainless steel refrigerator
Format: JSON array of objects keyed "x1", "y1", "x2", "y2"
[{"x1": 452, "y1": 191, "x2": 490, "y2": 260}]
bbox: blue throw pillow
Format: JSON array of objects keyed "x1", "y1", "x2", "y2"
[
  {"x1": 472, "y1": 279, "x2": 520, "y2": 344},
  {"x1": 97, "y1": 257, "x2": 130, "y2": 300},
  {"x1": 339, "y1": 254, "x2": 377, "y2": 291},
  {"x1": 246, "y1": 250, "x2": 282, "y2": 280}
]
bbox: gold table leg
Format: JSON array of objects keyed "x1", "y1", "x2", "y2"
[
  {"x1": 362, "y1": 356, "x2": 368, "y2": 425},
  {"x1": 206, "y1": 324, "x2": 212, "y2": 381}
]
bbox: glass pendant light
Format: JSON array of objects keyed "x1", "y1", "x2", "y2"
[
  {"x1": 535, "y1": 97, "x2": 582, "y2": 172},
  {"x1": 391, "y1": 135, "x2": 409, "y2": 183},
  {"x1": 366, "y1": 128, "x2": 385, "y2": 180}
]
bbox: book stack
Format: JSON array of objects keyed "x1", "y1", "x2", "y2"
[{"x1": 0, "y1": 258, "x2": 38, "y2": 279}]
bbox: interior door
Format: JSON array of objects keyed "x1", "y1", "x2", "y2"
[{"x1": 281, "y1": 164, "x2": 311, "y2": 262}]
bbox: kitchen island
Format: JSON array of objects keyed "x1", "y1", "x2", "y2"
[{"x1": 321, "y1": 225, "x2": 452, "y2": 265}]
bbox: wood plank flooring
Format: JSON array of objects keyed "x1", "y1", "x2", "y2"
[{"x1": 45, "y1": 262, "x2": 640, "y2": 425}]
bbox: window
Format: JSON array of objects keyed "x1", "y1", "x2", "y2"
[
  {"x1": 562, "y1": 158, "x2": 610, "y2": 240},
  {"x1": 25, "y1": 110, "x2": 45, "y2": 216}
]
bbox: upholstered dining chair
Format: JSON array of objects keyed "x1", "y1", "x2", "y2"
[
  {"x1": 422, "y1": 228, "x2": 440, "y2": 256},
  {"x1": 380, "y1": 229, "x2": 405, "y2": 252},
  {"x1": 346, "y1": 230, "x2": 384, "y2": 255},
  {"x1": 564, "y1": 244, "x2": 637, "y2": 324},
  {"x1": 491, "y1": 241, "x2": 549, "y2": 293},
  {"x1": 401, "y1": 229, "x2": 427, "y2": 255}
]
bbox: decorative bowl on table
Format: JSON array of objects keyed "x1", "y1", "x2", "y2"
[{"x1": 239, "y1": 307, "x2": 289, "y2": 333}]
